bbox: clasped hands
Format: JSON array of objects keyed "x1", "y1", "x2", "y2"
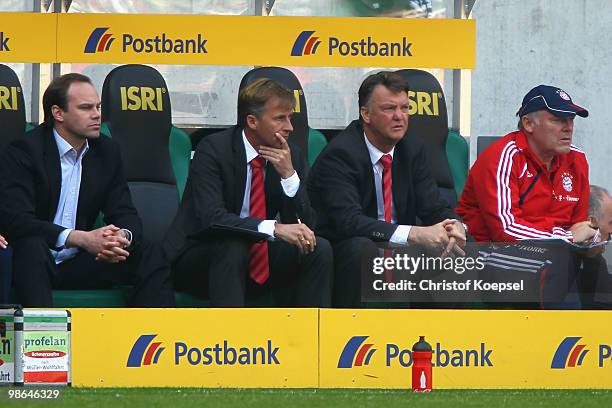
[
  {"x1": 408, "y1": 219, "x2": 466, "y2": 258},
  {"x1": 66, "y1": 224, "x2": 131, "y2": 263}
]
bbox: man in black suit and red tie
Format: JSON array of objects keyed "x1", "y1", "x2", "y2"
[
  {"x1": 164, "y1": 78, "x2": 332, "y2": 307},
  {"x1": 308, "y1": 71, "x2": 466, "y2": 307},
  {"x1": 0, "y1": 73, "x2": 174, "y2": 307}
]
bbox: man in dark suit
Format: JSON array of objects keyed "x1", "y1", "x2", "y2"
[
  {"x1": 164, "y1": 78, "x2": 332, "y2": 307},
  {"x1": 308, "y1": 71, "x2": 465, "y2": 307},
  {"x1": 0, "y1": 73, "x2": 174, "y2": 307}
]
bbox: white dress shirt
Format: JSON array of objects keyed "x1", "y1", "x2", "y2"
[
  {"x1": 363, "y1": 134, "x2": 412, "y2": 244},
  {"x1": 240, "y1": 131, "x2": 300, "y2": 237},
  {"x1": 51, "y1": 129, "x2": 89, "y2": 264}
]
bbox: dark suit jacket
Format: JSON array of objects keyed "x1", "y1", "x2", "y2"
[
  {"x1": 164, "y1": 125, "x2": 315, "y2": 263},
  {"x1": 0, "y1": 124, "x2": 141, "y2": 249},
  {"x1": 308, "y1": 120, "x2": 458, "y2": 242}
]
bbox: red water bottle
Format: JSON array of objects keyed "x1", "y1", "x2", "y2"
[{"x1": 411, "y1": 336, "x2": 432, "y2": 392}]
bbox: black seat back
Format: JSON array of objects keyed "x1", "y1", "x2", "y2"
[
  {"x1": 0, "y1": 64, "x2": 26, "y2": 152},
  {"x1": 102, "y1": 64, "x2": 174, "y2": 184},
  {"x1": 101, "y1": 64, "x2": 177, "y2": 242},
  {"x1": 238, "y1": 67, "x2": 308, "y2": 156},
  {"x1": 395, "y1": 69, "x2": 456, "y2": 207}
]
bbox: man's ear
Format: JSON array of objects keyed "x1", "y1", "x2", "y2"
[
  {"x1": 521, "y1": 115, "x2": 534, "y2": 133},
  {"x1": 52, "y1": 105, "x2": 64, "y2": 123},
  {"x1": 360, "y1": 106, "x2": 370, "y2": 124},
  {"x1": 246, "y1": 114, "x2": 258, "y2": 131}
]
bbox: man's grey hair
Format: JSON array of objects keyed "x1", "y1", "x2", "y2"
[
  {"x1": 517, "y1": 111, "x2": 541, "y2": 131},
  {"x1": 590, "y1": 185, "x2": 611, "y2": 218}
]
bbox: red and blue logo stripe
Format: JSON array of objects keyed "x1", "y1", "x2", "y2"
[
  {"x1": 291, "y1": 31, "x2": 322, "y2": 56},
  {"x1": 84, "y1": 27, "x2": 115, "y2": 53},
  {"x1": 337, "y1": 336, "x2": 376, "y2": 368},
  {"x1": 551, "y1": 336, "x2": 589, "y2": 369},
  {"x1": 127, "y1": 334, "x2": 165, "y2": 367}
]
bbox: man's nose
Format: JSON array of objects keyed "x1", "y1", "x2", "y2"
[{"x1": 394, "y1": 106, "x2": 408, "y2": 119}]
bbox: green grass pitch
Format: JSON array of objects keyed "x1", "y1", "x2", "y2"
[{"x1": 4, "y1": 388, "x2": 612, "y2": 407}]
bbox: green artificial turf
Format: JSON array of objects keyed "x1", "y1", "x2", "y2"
[{"x1": 3, "y1": 388, "x2": 612, "y2": 408}]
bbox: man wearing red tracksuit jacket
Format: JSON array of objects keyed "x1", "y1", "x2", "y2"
[
  {"x1": 457, "y1": 84, "x2": 597, "y2": 307},
  {"x1": 459, "y1": 130, "x2": 590, "y2": 242},
  {"x1": 458, "y1": 85, "x2": 595, "y2": 244}
]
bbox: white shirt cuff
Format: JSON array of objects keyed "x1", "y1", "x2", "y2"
[
  {"x1": 280, "y1": 171, "x2": 300, "y2": 198},
  {"x1": 120, "y1": 228, "x2": 133, "y2": 247},
  {"x1": 258, "y1": 220, "x2": 277, "y2": 239},
  {"x1": 390, "y1": 225, "x2": 412, "y2": 245},
  {"x1": 56, "y1": 229, "x2": 72, "y2": 249}
]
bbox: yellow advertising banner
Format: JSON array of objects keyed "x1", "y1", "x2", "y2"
[
  {"x1": 0, "y1": 13, "x2": 56, "y2": 62},
  {"x1": 319, "y1": 309, "x2": 612, "y2": 389},
  {"x1": 55, "y1": 14, "x2": 474, "y2": 68},
  {"x1": 70, "y1": 308, "x2": 318, "y2": 388}
]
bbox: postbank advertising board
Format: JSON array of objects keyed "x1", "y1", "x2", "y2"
[
  {"x1": 319, "y1": 309, "x2": 612, "y2": 389},
  {"x1": 70, "y1": 309, "x2": 318, "y2": 387}
]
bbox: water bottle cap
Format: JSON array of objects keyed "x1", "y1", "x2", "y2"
[{"x1": 412, "y1": 336, "x2": 432, "y2": 351}]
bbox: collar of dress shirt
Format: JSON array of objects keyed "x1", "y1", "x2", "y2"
[
  {"x1": 242, "y1": 130, "x2": 260, "y2": 164},
  {"x1": 53, "y1": 128, "x2": 89, "y2": 159},
  {"x1": 363, "y1": 132, "x2": 395, "y2": 166}
]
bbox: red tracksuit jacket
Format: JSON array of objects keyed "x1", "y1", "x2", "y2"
[{"x1": 457, "y1": 130, "x2": 589, "y2": 242}]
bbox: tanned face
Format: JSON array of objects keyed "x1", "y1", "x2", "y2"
[{"x1": 360, "y1": 84, "x2": 409, "y2": 153}]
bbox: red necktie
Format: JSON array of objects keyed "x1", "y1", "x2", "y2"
[
  {"x1": 248, "y1": 156, "x2": 269, "y2": 284},
  {"x1": 380, "y1": 154, "x2": 393, "y2": 223},
  {"x1": 379, "y1": 154, "x2": 393, "y2": 283}
]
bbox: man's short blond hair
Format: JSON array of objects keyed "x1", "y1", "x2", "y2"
[{"x1": 237, "y1": 78, "x2": 295, "y2": 127}]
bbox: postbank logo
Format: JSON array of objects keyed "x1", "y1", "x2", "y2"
[
  {"x1": 84, "y1": 27, "x2": 207, "y2": 55},
  {"x1": 120, "y1": 86, "x2": 166, "y2": 111},
  {"x1": 127, "y1": 334, "x2": 281, "y2": 367},
  {"x1": 338, "y1": 335, "x2": 494, "y2": 368},
  {"x1": 84, "y1": 27, "x2": 115, "y2": 53},
  {"x1": 0, "y1": 86, "x2": 20, "y2": 111},
  {"x1": 551, "y1": 336, "x2": 588, "y2": 369},
  {"x1": 551, "y1": 336, "x2": 612, "y2": 369},
  {"x1": 291, "y1": 31, "x2": 322, "y2": 56},
  {"x1": 338, "y1": 336, "x2": 376, "y2": 368},
  {"x1": 127, "y1": 334, "x2": 165, "y2": 367},
  {"x1": 291, "y1": 30, "x2": 413, "y2": 58}
]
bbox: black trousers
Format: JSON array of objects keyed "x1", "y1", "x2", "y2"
[
  {"x1": 333, "y1": 237, "x2": 470, "y2": 309},
  {"x1": 332, "y1": 237, "x2": 378, "y2": 308},
  {"x1": 0, "y1": 247, "x2": 11, "y2": 304},
  {"x1": 577, "y1": 254, "x2": 612, "y2": 309},
  {"x1": 171, "y1": 236, "x2": 333, "y2": 307},
  {"x1": 12, "y1": 236, "x2": 175, "y2": 308}
]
